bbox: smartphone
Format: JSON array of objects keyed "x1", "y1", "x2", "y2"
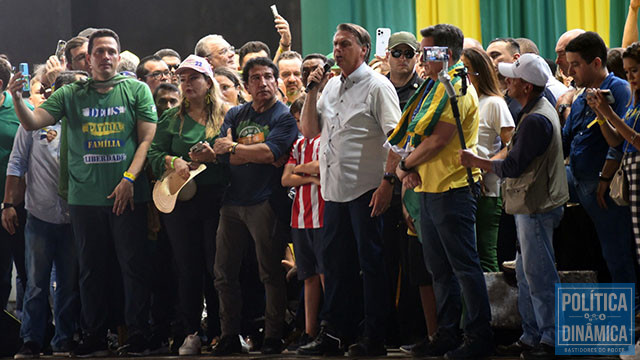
[
  {"x1": 270, "y1": 4, "x2": 279, "y2": 18},
  {"x1": 599, "y1": 89, "x2": 615, "y2": 104},
  {"x1": 189, "y1": 141, "x2": 208, "y2": 153},
  {"x1": 19, "y1": 63, "x2": 29, "y2": 93},
  {"x1": 375, "y1": 28, "x2": 391, "y2": 58},
  {"x1": 55, "y1": 40, "x2": 67, "y2": 61}
]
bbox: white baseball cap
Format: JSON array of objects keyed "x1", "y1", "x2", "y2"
[
  {"x1": 175, "y1": 54, "x2": 215, "y2": 82},
  {"x1": 498, "y1": 53, "x2": 550, "y2": 87}
]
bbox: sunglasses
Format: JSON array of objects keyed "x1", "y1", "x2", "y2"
[
  {"x1": 390, "y1": 49, "x2": 416, "y2": 59},
  {"x1": 167, "y1": 64, "x2": 179, "y2": 71}
]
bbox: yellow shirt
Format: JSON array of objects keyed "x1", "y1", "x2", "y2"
[{"x1": 414, "y1": 75, "x2": 481, "y2": 193}]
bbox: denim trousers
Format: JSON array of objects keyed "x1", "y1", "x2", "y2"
[
  {"x1": 20, "y1": 213, "x2": 79, "y2": 349},
  {"x1": 320, "y1": 189, "x2": 388, "y2": 341},
  {"x1": 514, "y1": 207, "x2": 563, "y2": 347},
  {"x1": 419, "y1": 185, "x2": 492, "y2": 341},
  {"x1": 566, "y1": 166, "x2": 636, "y2": 284},
  {"x1": 69, "y1": 204, "x2": 151, "y2": 337}
]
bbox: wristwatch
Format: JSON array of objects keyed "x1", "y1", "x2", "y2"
[
  {"x1": 383, "y1": 172, "x2": 396, "y2": 185},
  {"x1": 399, "y1": 158, "x2": 412, "y2": 172},
  {"x1": 1, "y1": 202, "x2": 13, "y2": 210}
]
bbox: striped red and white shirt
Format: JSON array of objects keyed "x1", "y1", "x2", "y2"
[{"x1": 288, "y1": 135, "x2": 324, "y2": 229}]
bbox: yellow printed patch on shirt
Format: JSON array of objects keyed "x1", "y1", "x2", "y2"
[
  {"x1": 238, "y1": 132, "x2": 265, "y2": 145},
  {"x1": 82, "y1": 122, "x2": 125, "y2": 136}
]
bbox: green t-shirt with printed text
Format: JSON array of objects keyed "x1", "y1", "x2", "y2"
[{"x1": 40, "y1": 77, "x2": 157, "y2": 206}]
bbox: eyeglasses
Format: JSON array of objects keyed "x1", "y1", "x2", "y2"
[
  {"x1": 390, "y1": 49, "x2": 416, "y2": 59},
  {"x1": 146, "y1": 71, "x2": 171, "y2": 80},
  {"x1": 206, "y1": 46, "x2": 235, "y2": 58}
]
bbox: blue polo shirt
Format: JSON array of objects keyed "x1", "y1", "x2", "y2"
[
  {"x1": 622, "y1": 101, "x2": 640, "y2": 154},
  {"x1": 562, "y1": 73, "x2": 630, "y2": 180}
]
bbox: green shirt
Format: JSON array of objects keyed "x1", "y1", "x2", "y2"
[
  {"x1": 148, "y1": 107, "x2": 229, "y2": 186},
  {"x1": 0, "y1": 92, "x2": 33, "y2": 200},
  {"x1": 39, "y1": 77, "x2": 158, "y2": 206},
  {"x1": 403, "y1": 188, "x2": 422, "y2": 243}
]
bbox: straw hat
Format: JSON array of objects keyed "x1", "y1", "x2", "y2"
[{"x1": 152, "y1": 163, "x2": 207, "y2": 213}]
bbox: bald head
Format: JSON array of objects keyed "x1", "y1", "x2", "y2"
[
  {"x1": 555, "y1": 29, "x2": 585, "y2": 75},
  {"x1": 463, "y1": 37, "x2": 483, "y2": 51}
]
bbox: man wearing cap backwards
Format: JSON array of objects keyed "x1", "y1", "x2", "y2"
[
  {"x1": 212, "y1": 56, "x2": 298, "y2": 356},
  {"x1": 460, "y1": 53, "x2": 569, "y2": 360},
  {"x1": 7, "y1": 28, "x2": 157, "y2": 357}
]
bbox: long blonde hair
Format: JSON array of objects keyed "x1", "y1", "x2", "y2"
[{"x1": 177, "y1": 76, "x2": 228, "y2": 138}]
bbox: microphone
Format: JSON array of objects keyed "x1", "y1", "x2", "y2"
[{"x1": 305, "y1": 63, "x2": 332, "y2": 93}]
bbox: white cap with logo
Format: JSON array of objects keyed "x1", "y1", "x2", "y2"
[{"x1": 498, "y1": 53, "x2": 550, "y2": 87}]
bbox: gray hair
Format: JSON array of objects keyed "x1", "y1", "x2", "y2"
[{"x1": 194, "y1": 34, "x2": 225, "y2": 57}]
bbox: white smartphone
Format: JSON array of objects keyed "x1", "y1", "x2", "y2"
[
  {"x1": 270, "y1": 4, "x2": 279, "y2": 18},
  {"x1": 375, "y1": 28, "x2": 391, "y2": 57}
]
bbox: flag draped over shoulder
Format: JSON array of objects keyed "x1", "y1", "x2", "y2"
[{"x1": 387, "y1": 62, "x2": 464, "y2": 152}]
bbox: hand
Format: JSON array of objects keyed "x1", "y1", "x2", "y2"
[
  {"x1": 632, "y1": 0, "x2": 640, "y2": 10},
  {"x1": 281, "y1": 259, "x2": 297, "y2": 281},
  {"x1": 189, "y1": 142, "x2": 216, "y2": 163},
  {"x1": 106, "y1": 179, "x2": 135, "y2": 216},
  {"x1": 369, "y1": 181, "x2": 392, "y2": 217},
  {"x1": 1, "y1": 207, "x2": 18, "y2": 235},
  {"x1": 274, "y1": 15, "x2": 291, "y2": 48},
  {"x1": 402, "y1": 206, "x2": 417, "y2": 234},
  {"x1": 172, "y1": 157, "x2": 191, "y2": 180},
  {"x1": 311, "y1": 176, "x2": 321, "y2": 186},
  {"x1": 213, "y1": 128, "x2": 234, "y2": 154},
  {"x1": 459, "y1": 149, "x2": 478, "y2": 168},
  {"x1": 272, "y1": 153, "x2": 288, "y2": 168},
  {"x1": 596, "y1": 179, "x2": 610, "y2": 209},
  {"x1": 43, "y1": 55, "x2": 65, "y2": 88},
  {"x1": 306, "y1": 65, "x2": 329, "y2": 94},
  {"x1": 402, "y1": 172, "x2": 422, "y2": 189},
  {"x1": 585, "y1": 89, "x2": 609, "y2": 116},
  {"x1": 7, "y1": 72, "x2": 27, "y2": 99}
]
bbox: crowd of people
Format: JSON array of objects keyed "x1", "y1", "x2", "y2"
[{"x1": 2, "y1": 3, "x2": 640, "y2": 360}]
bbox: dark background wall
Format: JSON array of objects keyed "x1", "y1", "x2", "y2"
[{"x1": 0, "y1": 0, "x2": 302, "y2": 69}]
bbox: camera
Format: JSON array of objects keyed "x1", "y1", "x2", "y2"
[{"x1": 422, "y1": 46, "x2": 449, "y2": 63}]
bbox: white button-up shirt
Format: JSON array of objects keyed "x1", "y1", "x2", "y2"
[{"x1": 317, "y1": 62, "x2": 400, "y2": 202}]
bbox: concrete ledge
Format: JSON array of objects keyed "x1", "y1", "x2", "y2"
[{"x1": 487, "y1": 270, "x2": 598, "y2": 329}]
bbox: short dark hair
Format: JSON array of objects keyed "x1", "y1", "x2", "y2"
[
  {"x1": 420, "y1": 24, "x2": 464, "y2": 62},
  {"x1": 64, "y1": 36, "x2": 88, "y2": 66},
  {"x1": 136, "y1": 55, "x2": 163, "y2": 79},
  {"x1": 607, "y1": 48, "x2": 626, "y2": 80},
  {"x1": 153, "y1": 82, "x2": 180, "y2": 100},
  {"x1": 302, "y1": 53, "x2": 328, "y2": 65},
  {"x1": 239, "y1": 41, "x2": 271, "y2": 66},
  {"x1": 242, "y1": 57, "x2": 279, "y2": 84},
  {"x1": 565, "y1": 31, "x2": 607, "y2": 68},
  {"x1": 336, "y1": 23, "x2": 371, "y2": 62},
  {"x1": 290, "y1": 94, "x2": 306, "y2": 115},
  {"x1": 154, "y1": 48, "x2": 181, "y2": 61},
  {"x1": 488, "y1": 37, "x2": 521, "y2": 56},
  {"x1": 54, "y1": 70, "x2": 89, "y2": 91},
  {"x1": 88, "y1": 28, "x2": 121, "y2": 55},
  {"x1": 0, "y1": 58, "x2": 11, "y2": 91}
]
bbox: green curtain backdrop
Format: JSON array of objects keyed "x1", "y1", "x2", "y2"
[
  {"x1": 610, "y1": 0, "x2": 631, "y2": 48},
  {"x1": 479, "y1": 0, "x2": 566, "y2": 59},
  {"x1": 300, "y1": 0, "x2": 416, "y2": 58}
]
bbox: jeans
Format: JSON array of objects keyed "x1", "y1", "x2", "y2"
[
  {"x1": 566, "y1": 166, "x2": 636, "y2": 284},
  {"x1": 419, "y1": 185, "x2": 492, "y2": 340},
  {"x1": 69, "y1": 204, "x2": 151, "y2": 337},
  {"x1": 321, "y1": 189, "x2": 387, "y2": 340},
  {"x1": 514, "y1": 207, "x2": 563, "y2": 347},
  {"x1": 20, "y1": 214, "x2": 78, "y2": 349}
]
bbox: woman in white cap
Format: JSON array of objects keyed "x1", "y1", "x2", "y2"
[{"x1": 147, "y1": 54, "x2": 228, "y2": 356}]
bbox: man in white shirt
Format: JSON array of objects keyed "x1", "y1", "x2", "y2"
[{"x1": 298, "y1": 23, "x2": 401, "y2": 357}]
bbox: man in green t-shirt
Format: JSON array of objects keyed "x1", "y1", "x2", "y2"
[{"x1": 8, "y1": 28, "x2": 157, "y2": 357}]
